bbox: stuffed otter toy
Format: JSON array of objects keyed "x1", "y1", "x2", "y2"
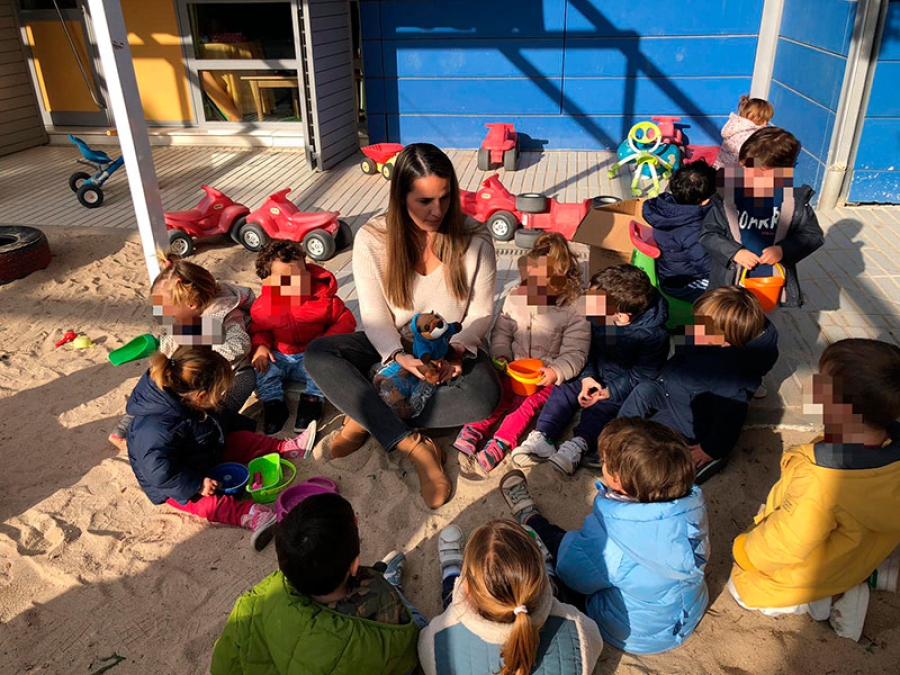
[{"x1": 373, "y1": 312, "x2": 462, "y2": 418}]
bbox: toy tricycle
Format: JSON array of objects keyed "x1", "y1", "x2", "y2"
[
  {"x1": 477, "y1": 123, "x2": 518, "y2": 172},
  {"x1": 239, "y1": 188, "x2": 352, "y2": 262},
  {"x1": 360, "y1": 143, "x2": 405, "y2": 181},
  {"x1": 651, "y1": 115, "x2": 720, "y2": 166},
  {"x1": 67, "y1": 134, "x2": 125, "y2": 209},
  {"x1": 165, "y1": 185, "x2": 251, "y2": 256}
]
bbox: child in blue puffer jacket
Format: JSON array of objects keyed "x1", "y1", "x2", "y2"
[
  {"x1": 500, "y1": 417, "x2": 709, "y2": 655},
  {"x1": 642, "y1": 159, "x2": 718, "y2": 302}
]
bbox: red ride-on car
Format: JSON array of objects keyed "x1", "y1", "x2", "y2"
[
  {"x1": 165, "y1": 185, "x2": 250, "y2": 256},
  {"x1": 360, "y1": 143, "x2": 405, "y2": 180},
  {"x1": 237, "y1": 188, "x2": 352, "y2": 262},
  {"x1": 460, "y1": 174, "x2": 619, "y2": 248},
  {"x1": 477, "y1": 123, "x2": 518, "y2": 172}
]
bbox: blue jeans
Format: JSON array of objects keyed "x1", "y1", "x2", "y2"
[{"x1": 255, "y1": 350, "x2": 323, "y2": 402}]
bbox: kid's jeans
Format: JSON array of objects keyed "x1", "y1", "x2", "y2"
[
  {"x1": 536, "y1": 380, "x2": 621, "y2": 449},
  {"x1": 255, "y1": 350, "x2": 324, "y2": 402},
  {"x1": 466, "y1": 378, "x2": 553, "y2": 446},
  {"x1": 165, "y1": 431, "x2": 286, "y2": 526}
]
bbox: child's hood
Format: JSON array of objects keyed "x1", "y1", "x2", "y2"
[
  {"x1": 642, "y1": 193, "x2": 711, "y2": 232},
  {"x1": 593, "y1": 483, "x2": 709, "y2": 579},
  {"x1": 207, "y1": 282, "x2": 255, "y2": 318},
  {"x1": 126, "y1": 370, "x2": 191, "y2": 419},
  {"x1": 721, "y1": 112, "x2": 761, "y2": 140}
]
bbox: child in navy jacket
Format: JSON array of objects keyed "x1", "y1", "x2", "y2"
[
  {"x1": 511, "y1": 265, "x2": 669, "y2": 474},
  {"x1": 618, "y1": 286, "x2": 778, "y2": 483},
  {"x1": 642, "y1": 159, "x2": 717, "y2": 302}
]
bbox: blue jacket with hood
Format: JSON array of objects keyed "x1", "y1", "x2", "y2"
[
  {"x1": 126, "y1": 370, "x2": 256, "y2": 505},
  {"x1": 582, "y1": 290, "x2": 669, "y2": 404},
  {"x1": 642, "y1": 193, "x2": 711, "y2": 289},
  {"x1": 556, "y1": 482, "x2": 710, "y2": 655}
]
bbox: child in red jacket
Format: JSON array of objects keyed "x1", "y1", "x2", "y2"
[{"x1": 250, "y1": 241, "x2": 357, "y2": 435}]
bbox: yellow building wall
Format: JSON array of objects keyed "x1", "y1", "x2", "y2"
[
  {"x1": 24, "y1": 21, "x2": 98, "y2": 113},
  {"x1": 24, "y1": 0, "x2": 192, "y2": 123}
]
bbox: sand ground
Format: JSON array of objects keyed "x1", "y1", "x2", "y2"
[{"x1": 1, "y1": 225, "x2": 898, "y2": 674}]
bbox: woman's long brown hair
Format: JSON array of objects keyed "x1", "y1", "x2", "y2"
[
  {"x1": 462, "y1": 520, "x2": 547, "y2": 675},
  {"x1": 381, "y1": 143, "x2": 471, "y2": 309}
]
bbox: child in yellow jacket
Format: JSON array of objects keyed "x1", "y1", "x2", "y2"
[{"x1": 728, "y1": 339, "x2": 900, "y2": 641}]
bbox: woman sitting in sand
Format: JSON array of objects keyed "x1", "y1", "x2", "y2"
[{"x1": 305, "y1": 143, "x2": 501, "y2": 509}]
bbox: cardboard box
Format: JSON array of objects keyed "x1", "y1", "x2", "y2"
[{"x1": 572, "y1": 198, "x2": 646, "y2": 277}]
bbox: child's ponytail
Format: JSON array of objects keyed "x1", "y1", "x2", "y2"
[
  {"x1": 461, "y1": 520, "x2": 546, "y2": 675},
  {"x1": 151, "y1": 251, "x2": 218, "y2": 311},
  {"x1": 150, "y1": 346, "x2": 233, "y2": 412}
]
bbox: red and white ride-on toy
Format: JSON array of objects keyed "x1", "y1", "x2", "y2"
[
  {"x1": 164, "y1": 185, "x2": 250, "y2": 256},
  {"x1": 237, "y1": 188, "x2": 352, "y2": 262},
  {"x1": 477, "y1": 123, "x2": 518, "y2": 172},
  {"x1": 360, "y1": 143, "x2": 405, "y2": 181},
  {"x1": 460, "y1": 174, "x2": 619, "y2": 248}
]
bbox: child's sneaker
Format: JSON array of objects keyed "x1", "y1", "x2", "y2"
[
  {"x1": 475, "y1": 438, "x2": 509, "y2": 472},
  {"x1": 499, "y1": 469, "x2": 537, "y2": 524},
  {"x1": 278, "y1": 421, "x2": 317, "y2": 459},
  {"x1": 263, "y1": 399, "x2": 290, "y2": 435},
  {"x1": 294, "y1": 394, "x2": 324, "y2": 433},
  {"x1": 549, "y1": 437, "x2": 588, "y2": 475},
  {"x1": 453, "y1": 425, "x2": 482, "y2": 456},
  {"x1": 438, "y1": 524, "x2": 466, "y2": 577},
  {"x1": 581, "y1": 446, "x2": 602, "y2": 470},
  {"x1": 108, "y1": 415, "x2": 132, "y2": 452},
  {"x1": 511, "y1": 430, "x2": 556, "y2": 467},
  {"x1": 522, "y1": 524, "x2": 554, "y2": 568},
  {"x1": 379, "y1": 550, "x2": 406, "y2": 592},
  {"x1": 241, "y1": 504, "x2": 277, "y2": 551},
  {"x1": 869, "y1": 557, "x2": 900, "y2": 593},
  {"x1": 829, "y1": 583, "x2": 870, "y2": 641}
]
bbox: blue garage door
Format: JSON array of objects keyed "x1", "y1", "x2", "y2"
[
  {"x1": 361, "y1": 0, "x2": 762, "y2": 150},
  {"x1": 848, "y1": 0, "x2": 900, "y2": 204}
]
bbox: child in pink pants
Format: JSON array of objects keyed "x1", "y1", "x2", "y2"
[{"x1": 454, "y1": 233, "x2": 590, "y2": 472}]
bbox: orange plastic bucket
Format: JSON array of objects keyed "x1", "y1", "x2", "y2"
[
  {"x1": 506, "y1": 358, "x2": 544, "y2": 396},
  {"x1": 740, "y1": 264, "x2": 785, "y2": 312}
]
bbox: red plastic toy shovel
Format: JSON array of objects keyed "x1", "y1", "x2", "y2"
[{"x1": 55, "y1": 331, "x2": 77, "y2": 348}]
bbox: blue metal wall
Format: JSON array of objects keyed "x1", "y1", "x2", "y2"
[
  {"x1": 769, "y1": 0, "x2": 857, "y2": 191},
  {"x1": 849, "y1": 0, "x2": 900, "y2": 203},
  {"x1": 360, "y1": 0, "x2": 763, "y2": 150}
]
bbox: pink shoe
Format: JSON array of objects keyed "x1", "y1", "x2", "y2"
[
  {"x1": 476, "y1": 438, "x2": 509, "y2": 472},
  {"x1": 240, "y1": 504, "x2": 277, "y2": 551},
  {"x1": 453, "y1": 425, "x2": 483, "y2": 456},
  {"x1": 278, "y1": 421, "x2": 317, "y2": 459}
]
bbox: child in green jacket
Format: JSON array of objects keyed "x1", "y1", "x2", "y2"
[{"x1": 211, "y1": 493, "x2": 421, "y2": 675}]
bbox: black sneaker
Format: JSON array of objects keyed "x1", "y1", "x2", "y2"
[
  {"x1": 581, "y1": 448, "x2": 602, "y2": 470},
  {"x1": 262, "y1": 399, "x2": 290, "y2": 435},
  {"x1": 294, "y1": 394, "x2": 324, "y2": 433},
  {"x1": 694, "y1": 457, "x2": 727, "y2": 485}
]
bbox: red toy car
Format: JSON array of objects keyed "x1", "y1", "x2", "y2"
[
  {"x1": 477, "y1": 123, "x2": 518, "y2": 172},
  {"x1": 460, "y1": 174, "x2": 618, "y2": 247},
  {"x1": 360, "y1": 143, "x2": 405, "y2": 180},
  {"x1": 165, "y1": 185, "x2": 250, "y2": 256},
  {"x1": 651, "y1": 115, "x2": 720, "y2": 165},
  {"x1": 237, "y1": 188, "x2": 352, "y2": 262}
]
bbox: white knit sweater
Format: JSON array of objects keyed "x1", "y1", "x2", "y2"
[{"x1": 352, "y1": 215, "x2": 497, "y2": 361}]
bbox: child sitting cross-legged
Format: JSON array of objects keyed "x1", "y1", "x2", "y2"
[
  {"x1": 499, "y1": 417, "x2": 710, "y2": 655},
  {"x1": 126, "y1": 347, "x2": 315, "y2": 551},
  {"x1": 511, "y1": 264, "x2": 669, "y2": 474},
  {"x1": 418, "y1": 520, "x2": 603, "y2": 675},
  {"x1": 728, "y1": 339, "x2": 900, "y2": 642},
  {"x1": 642, "y1": 159, "x2": 718, "y2": 302},
  {"x1": 618, "y1": 285, "x2": 778, "y2": 483},
  {"x1": 453, "y1": 232, "x2": 590, "y2": 472},
  {"x1": 250, "y1": 240, "x2": 357, "y2": 436},
  {"x1": 212, "y1": 492, "x2": 422, "y2": 674}
]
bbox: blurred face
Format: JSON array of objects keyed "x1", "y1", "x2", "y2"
[
  {"x1": 804, "y1": 370, "x2": 864, "y2": 435},
  {"x1": 731, "y1": 164, "x2": 794, "y2": 197},
  {"x1": 265, "y1": 260, "x2": 311, "y2": 303},
  {"x1": 405, "y1": 174, "x2": 451, "y2": 233},
  {"x1": 581, "y1": 287, "x2": 631, "y2": 326},
  {"x1": 518, "y1": 257, "x2": 554, "y2": 308},
  {"x1": 152, "y1": 279, "x2": 200, "y2": 323},
  {"x1": 686, "y1": 315, "x2": 729, "y2": 346}
]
